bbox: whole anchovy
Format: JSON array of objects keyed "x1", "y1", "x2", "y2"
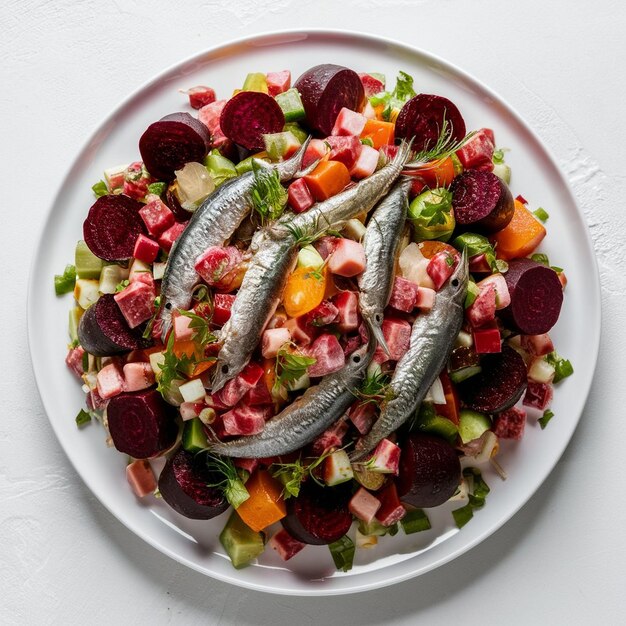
[
  {"x1": 350, "y1": 251, "x2": 469, "y2": 461},
  {"x1": 358, "y1": 177, "x2": 412, "y2": 353},
  {"x1": 158, "y1": 139, "x2": 310, "y2": 339},
  {"x1": 212, "y1": 141, "x2": 414, "y2": 390},
  {"x1": 208, "y1": 341, "x2": 375, "y2": 458}
]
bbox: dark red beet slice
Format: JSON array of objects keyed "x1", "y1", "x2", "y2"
[
  {"x1": 78, "y1": 294, "x2": 151, "y2": 356},
  {"x1": 501, "y1": 258, "x2": 564, "y2": 335},
  {"x1": 219, "y1": 91, "x2": 285, "y2": 151},
  {"x1": 397, "y1": 434, "x2": 461, "y2": 508},
  {"x1": 158, "y1": 448, "x2": 229, "y2": 520},
  {"x1": 107, "y1": 389, "x2": 178, "y2": 459},
  {"x1": 450, "y1": 170, "x2": 514, "y2": 233},
  {"x1": 294, "y1": 64, "x2": 364, "y2": 136},
  {"x1": 458, "y1": 345, "x2": 528, "y2": 413},
  {"x1": 395, "y1": 94, "x2": 466, "y2": 153},
  {"x1": 83, "y1": 194, "x2": 146, "y2": 261},
  {"x1": 139, "y1": 112, "x2": 211, "y2": 181},
  {"x1": 281, "y1": 481, "x2": 352, "y2": 545}
]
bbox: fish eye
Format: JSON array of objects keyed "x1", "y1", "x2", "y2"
[
  {"x1": 451, "y1": 278, "x2": 459, "y2": 287},
  {"x1": 352, "y1": 355, "x2": 361, "y2": 363},
  {"x1": 165, "y1": 302, "x2": 172, "y2": 310},
  {"x1": 221, "y1": 365, "x2": 229, "y2": 374},
  {"x1": 375, "y1": 313, "x2": 382, "y2": 323}
]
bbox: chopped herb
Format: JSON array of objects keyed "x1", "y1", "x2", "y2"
[
  {"x1": 81, "y1": 351, "x2": 89, "y2": 372},
  {"x1": 492, "y1": 148, "x2": 508, "y2": 164},
  {"x1": 533, "y1": 207, "x2": 550, "y2": 222},
  {"x1": 551, "y1": 266, "x2": 564, "y2": 274},
  {"x1": 179, "y1": 309, "x2": 217, "y2": 348},
  {"x1": 156, "y1": 333, "x2": 194, "y2": 397},
  {"x1": 270, "y1": 450, "x2": 333, "y2": 498},
  {"x1": 54, "y1": 264, "x2": 76, "y2": 295},
  {"x1": 115, "y1": 279, "x2": 130, "y2": 293},
  {"x1": 464, "y1": 280, "x2": 479, "y2": 309},
  {"x1": 251, "y1": 160, "x2": 288, "y2": 223},
  {"x1": 531, "y1": 253, "x2": 550, "y2": 266},
  {"x1": 400, "y1": 509, "x2": 431, "y2": 534},
  {"x1": 369, "y1": 71, "x2": 416, "y2": 121},
  {"x1": 355, "y1": 370, "x2": 391, "y2": 405},
  {"x1": 91, "y1": 180, "x2": 108, "y2": 197},
  {"x1": 452, "y1": 468, "x2": 490, "y2": 529},
  {"x1": 274, "y1": 347, "x2": 316, "y2": 393},
  {"x1": 147, "y1": 182, "x2": 167, "y2": 196},
  {"x1": 538, "y1": 409, "x2": 555, "y2": 430},
  {"x1": 452, "y1": 232, "x2": 498, "y2": 273},
  {"x1": 452, "y1": 503, "x2": 474, "y2": 528},
  {"x1": 75, "y1": 408, "x2": 92, "y2": 427},
  {"x1": 407, "y1": 119, "x2": 476, "y2": 166},
  {"x1": 360, "y1": 137, "x2": 374, "y2": 147},
  {"x1": 328, "y1": 535, "x2": 355, "y2": 572},
  {"x1": 204, "y1": 454, "x2": 250, "y2": 509},
  {"x1": 546, "y1": 352, "x2": 574, "y2": 383}
]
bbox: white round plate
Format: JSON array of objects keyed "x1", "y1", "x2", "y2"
[{"x1": 28, "y1": 30, "x2": 601, "y2": 596}]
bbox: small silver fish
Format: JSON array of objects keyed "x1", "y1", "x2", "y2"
[
  {"x1": 350, "y1": 250, "x2": 468, "y2": 461},
  {"x1": 358, "y1": 177, "x2": 412, "y2": 354},
  {"x1": 158, "y1": 139, "x2": 310, "y2": 339},
  {"x1": 207, "y1": 341, "x2": 375, "y2": 458}
]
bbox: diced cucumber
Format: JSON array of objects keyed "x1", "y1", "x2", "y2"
[
  {"x1": 235, "y1": 154, "x2": 270, "y2": 175},
  {"x1": 99, "y1": 264, "x2": 125, "y2": 294},
  {"x1": 75, "y1": 240, "x2": 103, "y2": 279},
  {"x1": 492, "y1": 161, "x2": 511, "y2": 184},
  {"x1": 219, "y1": 511, "x2": 265, "y2": 569},
  {"x1": 283, "y1": 122, "x2": 308, "y2": 143},
  {"x1": 357, "y1": 518, "x2": 395, "y2": 537},
  {"x1": 412, "y1": 404, "x2": 458, "y2": 444},
  {"x1": 342, "y1": 218, "x2": 366, "y2": 241},
  {"x1": 242, "y1": 72, "x2": 268, "y2": 93},
  {"x1": 74, "y1": 279, "x2": 100, "y2": 310},
  {"x1": 263, "y1": 131, "x2": 301, "y2": 161},
  {"x1": 450, "y1": 365, "x2": 482, "y2": 384},
  {"x1": 182, "y1": 418, "x2": 209, "y2": 454},
  {"x1": 204, "y1": 153, "x2": 237, "y2": 187},
  {"x1": 328, "y1": 535, "x2": 355, "y2": 572},
  {"x1": 68, "y1": 306, "x2": 83, "y2": 343},
  {"x1": 297, "y1": 245, "x2": 324, "y2": 270},
  {"x1": 458, "y1": 409, "x2": 492, "y2": 444},
  {"x1": 274, "y1": 88, "x2": 305, "y2": 122}
]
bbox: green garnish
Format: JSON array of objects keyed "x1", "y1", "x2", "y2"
[
  {"x1": 270, "y1": 450, "x2": 333, "y2": 498},
  {"x1": 328, "y1": 535, "x2": 355, "y2": 572},
  {"x1": 531, "y1": 253, "x2": 550, "y2": 266},
  {"x1": 451, "y1": 503, "x2": 474, "y2": 528},
  {"x1": 492, "y1": 148, "x2": 507, "y2": 164},
  {"x1": 75, "y1": 408, "x2": 92, "y2": 427},
  {"x1": 114, "y1": 279, "x2": 130, "y2": 293},
  {"x1": 204, "y1": 454, "x2": 250, "y2": 509},
  {"x1": 274, "y1": 346, "x2": 316, "y2": 393},
  {"x1": 360, "y1": 137, "x2": 374, "y2": 147},
  {"x1": 54, "y1": 264, "x2": 76, "y2": 295},
  {"x1": 251, "y1": 160, "x2": 288, "y2": 223},
  {"x1": 464, "y1": 280, "x2": 479, "y2": 308},
  {"x1": 452, "y1": 468, "x2": 490, "y2": 529},
  {"x1": 91, "y1": 180, "x2": 108, "y2": 197},
  {"x1": 538, "y1": 409, "x2": 555, "y2": 430},
  {"x1": 546, "y1": 351, "x2": 574, "y2": 383},
  {"x1": 369, "y1": 71, "x2": 416, "y2": 121},
  {"x1": 147, "y1": 182, "x2": 167, "y2": 196},
  {"x1": 408, "y1": 119, "x2": 476, "y2": 166},
  {"x1": 355, "y1": 370, "x2": 391, "y2": 405},
  {"x1": 533, "y1": 207, "x2": 550, "y2": 222},
  {"x1": 452, "y1": 232, "x2": 498, "y2": 273},
  {"x1": 179, "y1": 309, "x2": 217, "y2": 348},
  {"x1": 156, "y1": 333, "x2": 194, "y2": 397},
  {"x1": 400, "y1": 508, "x2": 431, "y2": 534}
]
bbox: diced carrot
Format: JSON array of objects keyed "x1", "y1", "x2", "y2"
[
  {"x1": 373, "y1": 103, "x2": 385, "y2": 120},
  {"x1": 360, "y1": 119, "x2": 395, "y2": 149},
  {"x1": 490, "y1": 199, "x2": 547, "y2": 260},
  {"x1": 262, "y1": 357, "x2": 276, "y2": 394},
  {"x1": 191, "y1": 360, "x2": 215, "y2": 377},
  {"x1": 235, "y1": 470, "x2": 286, "y2": 532},
  {"x1": 282, "y1": 266, "x2": 327, "y2": 318},
  {"x1": 415, "y1": 157, "x2": 456, "y2": 188},
  {"x1": 173, "y1": 340, "x2": 196, "y2": 359},
  {"x1": 303, "y1": 160, "x2": 351, "y2": 201}
]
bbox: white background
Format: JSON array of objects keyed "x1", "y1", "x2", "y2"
[{"x1": 2, "y1": 1, "x2": 625, "y2": 624}]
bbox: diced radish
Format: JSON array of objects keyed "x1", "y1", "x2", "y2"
[
  {"x1": 184, "y1": 86, "x2": 216, "y2": 109},
  {"x1": 113, "y1": 281, "x2": 155, "y2": 329},
  {"x1": 261, "y1": 327, "x2": 291, "y2": 358},
  {"x1": 206, "y1": 393, "x2": 230, "y2": 411},
  {"x1": 158, "y1": 221, "x2": 188, "y2": 253},
  {"x1": 96, "y1": 363, "x2": 125, "y2": 399},
  {"x1": 427, "y1": 250, "x2": 457, "y2": 290},
  {"x1": 214, "y1": 362, "x2": 265, "y2": 407},
  {"x1": 222, "y1": 405, "x2": 271, "y2": 436},
  {"x1": 179, "y1": 401, "x2": 200, "y2": 421},
  {"x1": 348, "y1": 402, "x2": 376, "y2": 435},
  {"x1": 197, "y1": 100, "x2": 228, "y2": 145},
  {"x1": 528, "y1": 357, "x2": 556, "y2": 384},
  {"x1": 523, "y1": 381, "x2": 553, "y2": 410},
  {"x1": 364, "y1": 438, "x2": 400, "y2": 474},
  {"x1": 493, "y1": 406, "x2": 526, "y2": 440},
  {"x1": 331, "y1": 107, "x2": 367, "y2": 137},
  {"x1": 478, "y1": 273, "x2": 511, "y2": 309},
  {"x1": 283, "y1": 315, "x2": 317, "y2": 346},
  {"x1": 349, "y1": 487, "x2": 381, "y2": 523},
  {"x1": 139, "y1": 197, "x2": 175, "y2": 237},
  {"x1": 328, "y1": 239, "x2": 366, "y2": 277},
  {"x1": 65, "y1": 346, "x2": 85, "y2": 379},
  {"x1": 212, "y1": 293, "x2": 236, "y2": 326},
  {"x1": 389, "y1": 276, "x2": 418, "y2": 312},
  {"x1": 342, "y1": 218, "x2": 367, "y2": 241},
  {"x1": 302, "y1": 138, "x2": 329, "y2": 169},
  {"x1": 179, "y1": 378, "x2": 206, "y2": 403},
  {"x1": 323, "y1": 449, "x2": 354, "y2": 486},
  {"x1": 305, "y1": 334, "x2": 345, "y2": 377},
  {"x1": 269, "y1": 528, "x2": 305, "y2": 561},
  {"x1": 398, "y1": 243, "x2": 436, "y2": 289},
  {"x1": 123, "y1": 362, "x2": 156, "y2": 392},
  {"x1": 358, "y1": 73, "x2": 385, "y2": 98},
  {"x1": 350, "y1": 144, "x2": 379, "y2": 179},
  {"x1": 88, "y1": 388, "x2": 108, "y2": 411},
  {"x1": 333, "y1": 291, "x2": 360, "y2": 332},
  {"x1": 128, "y1": 259, "x2": 154, "y2": 290},
  {"x1": 266, "y1": 70, "x2": 291, "y2": 96},
  {"x1": 234, "y1": 457, "x2": 260, "y2": 474},
  {"x1": 466, "y1": 282, "x2": 497, "y2": 328},
  {"x1": 287, "y1": 178, "x2": 315, "y2": 214},
  {"x1": 415, "y1": 286, "x2": 436, "y2": 311},
  {"x1": 324, "y1": 135, "x2": 362, "y2": 169},
  {"x1": 194, "y1": 245, "x2": 242, "y2": 286},
  {"x1": 173, "y1": 313, "x2": 193, "y2": 342},
  {"x1": 455, "y1": 128, "x2": 495, "y2": 172},
  {"x1": 375, "y1": 482, "x2": 406, "y2": 526},
  {"x1": 314, "y1": 235, "x2": 340, "y2": 260},
  {"x1": 521, "y1": 333, "x2": 554, "y2": 357},
  {"x1": 104, "y1": 163, "x2": 127, "y2": 191},
  {"x1": 133, "y1": 234, "x2": 160, "y2": 264},
  {"x1": 382, "y1": 317, "x2": 411, "y2": 361},
  {"x1": 126, "y1": 459, "x2": 157, "y2": 498},
  {"x1": 310, "y1": 419, "x2": 349, "y2": 456},
  {"x1": 472, "y1": 321, "x2": 502, "y2": 353},
  {"x1": 306, "y1": 300, "x2": 339, "y2": 327}
]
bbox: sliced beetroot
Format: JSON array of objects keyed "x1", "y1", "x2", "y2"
[
  {"x1": 395, "y1": 94, "x2": 466, "y2": 153},
  {"x1": 458, "y1": 344, "x2": 528, "y2": 413},
  {"x1": 450, "y1": 170, "x2": 514, "y2": 233},
  {"x1": 294, "y1": 64, "x2": 364, "y2": 136},
  {"x1": 281, "y1": 481, "x2": 352, "y2": 545},
  {"x1": 107, "y1": 389, "x2": 178, "y2": 459},
  {"x1": 219, "y1": 91, "x2": 285, "y2": 151},
  {"x1": 158, "y1": 448, "x2": 229, "y2": 519},
  {"x1": 139, "y1": 112, "x2": 211, "y2": 181},
  {"x1": 397, "y1": 434, "x2": 461, "y2": 508},
  {"x1": 78, "y1": 294, "x2": 151, "y2": 356},
  {"x1": 501, "y1": 258, "x2": 564, "y2": 335},
  {"x1": 83, "y1": 194, "x2": 146, "y2": 261}
]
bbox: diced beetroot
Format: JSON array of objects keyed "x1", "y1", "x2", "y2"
[
  {"x1": 455, "y1": 128, "x2": 495, "y2": 172},
  {"x1": 305, "y1": 334, "x2": 345, "y2": 377},
  {"x1": 466, "y1": 282, "x2": 497, "y2": 328},
  {"x1": 306, "y1": 300, "x2": 339, "y2": 327},
  {"x1": 194, "y1": 245, "x2": 242, "y2": 286},
  {"x1": 350, "y1": 144, "x2": 379, "y2": 179},
  {"x1": 283, "y1": 315, "x2": 317, "y2": 346},
  {"x1": 302, "y1": 138, "x2": 329, "y2": 169},
  {"x1": 214, "y1": 362, "x2": 265, "y2": 407},
  {"x1": 129, "y1": 264, "x2": 155, "y2": 290},
  {"x1": 350, "y1": 487, "x2": 382, "y2": 524},
  {"x1": 139, "y1": 197, "x2": 175, "y2": 237},
  {"x1": 415, "y1": 287, "x2": 436, "y2": 311},
  {"x1": 65, "y1": 346, "x2": 85, "y2": 379},
  {"x1": 266, "y1": 70, "x2": 291, "y2": 96},
  {"x1": 375, "y1": 482, "x2": 406, "y2": 526},
  {"x1": 261, "y1": 327, "x2": 291, "y2": 359},
  {"x1": 114, "y1": 281, "x2": 155, "y2": 329},
  {"x1": 133, "y1": 234, "x2": 160, "y2": 264},
  {"x1": 96, "y1": 363, "x2": 125, "y2": 399},
  {"x1": 382, "y1": 317, "x2": 411, "y2": 361},
  {"x1": 287, "y1": 178, "x2": 315, "y2": 214},
  {"x1": 520, "y1": 333, "x2": 554, "y2": 357},
  {"x1": 197, "y1": 100, "x2": 228, "y2": 146},
  {"x1": 126, "y1": 459, "x2": 157, "y2": 498},
  {"x1": 242, "y1": 380, "x2": 273, "y2": 407},
  {"x1": 185, "y1": 85, "x2": 216, "y2": 110},
  {"x1": 427, "y1": 250, "x2": 458, "y2": 291},
  {"x1": 212, "y1": 293, "x2": 236, "y2": 326},
  {"x1": 314, "y1": 235, "x2": 340, "y2": 260},
  {"x1": 358, "y1": 73, "x2": 385, "y2": 98},
  {"x1": 328, "y1": 238, "x2": 366, "y2": 277},
  {"x1": 343, "y1": 334, "x2": 363, "y2": 356},
  {"x1": 333, "y1": 291, "x2": 359, "y2": 332},
  {"x1": 389, "y1": 276, "x2": 419, "y2": 313},
  {"x1": 523, "y1": 381, "x2": 554, "y2": 411},
  {"x1": 269, "y1": 528, "x2": 305, "y2": 561},
  {"x1": 310, "y1": 419, "x2": 349, "y2": 456},
  {"x1": 472, "y1": 321, "x2": 502, "y2": 353},
  {"x1": 366, "y1": 438, "x2": 401, "y2": 474},
  {"x1": 324, "y1": 135, "x2": 362, "y2": 169},
  {"x1": 158, "y1": 221, "x2": 187, "y2": 253},
  {"x1": 331, "y1": 107, "x2": 367, "y2": 137},
  {"x1": 206, "y1": 392, "x2": 230, "y2": 411},
  {"x1": 234, "y1": 457, "x2": 260, "y2": 474},
  {"x1": 348, "y1": 401, "x2": 376, "y2": 435},
  {"x1": 222, "y1": 405, "x2": 271, "y2": 436},
  {"x1": 373, "y1": 345, "x2": 389, "y2": 365},
  {"x1": 123, "y1": 362, "x2": 156, "y2": 392},
  {"x1": 493, "y1": 406, "x2": 527, "y2": 440}
]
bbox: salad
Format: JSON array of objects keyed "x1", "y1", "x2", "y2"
[{"x1": 55, "y1": 64, "x2": 573, "y2": 571}]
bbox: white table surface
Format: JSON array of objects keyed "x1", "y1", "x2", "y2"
[{"x1": 3, "y1": 0, "x2": 625, "y2": 623}]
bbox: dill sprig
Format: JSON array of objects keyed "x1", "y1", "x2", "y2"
[
  {"x1": 270, "y1": 449, "x2": 335, "y2": 498},
  {"x1": 405, "y1": 118, "x2": 476, "y2": 168},
  {"x1": 355, "y1": 370, "x2": 391, "y2": 405},
  {"x1": 274, "y1": 345, "x2": 316, "y2": 393},
  {"x1": 251, "y1": 160, "x2": 288, "y2": 223},
  {"x1": 204, "y1": 454, "x2": 250, "y2": 509}
]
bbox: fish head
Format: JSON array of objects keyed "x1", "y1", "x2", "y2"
[
  {"x1": 440, "y1": 247, "x2": 469, "y2": 309},
  {"x1": 275, "y1": 136, "x2": 311, "y2": 181},
  {"x1": 361, "y1": 308, "x2": 390, "y2": 356},
  {"x1": 211, "y1": 356, "x2": 234, "y2": 393},
  {"x1": 158, "y1": 301, "x2": 175, "y2": 343}
]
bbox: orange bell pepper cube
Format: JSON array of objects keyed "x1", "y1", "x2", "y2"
[
  {"x1": 434, "y1": 369, "x2": 460, "y2": 425},
  {"x1": 282, "y1": 265, "x2": 327, "y2": 318},
  {"x1": 490, "y1": 199, "x2": 546, "y2": 260},
  {"x1": 360, "y1": 119, "x2": 395, "y2": 149},
  {"x1": 303, "y1": 160, "x2": 351, "y2": 201},
  {"x1": 414, "y1": 156, "x2": 456, "y2": 188},
  {"x1": 235, "y1": 470, "x2": 286, "y2": 532}
]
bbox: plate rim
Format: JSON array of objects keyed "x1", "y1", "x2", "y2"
[{"x1": 27, "y1": 27, "x2": 602, "y2": 596}]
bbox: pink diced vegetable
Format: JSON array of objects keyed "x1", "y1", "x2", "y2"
[
  {"x1": 456, "y1": 128, "x2": 495, "y2": 172},
  {"x1": 214, "y1": 362, "x2": 265, "y2": 407},
  {"x1": 222, "y1": 405, "x2": 271, "y2": 436},
  {"x1": 302, "y1": 138, "x2": 329, "y2": 169},
  {"x1": 478, "y1": 273, "x2": 511, "y2": 309},
  {"x1": 472, "y1": 321, "x2": 502, "y2": 353},
  {"x1": 194, "y1": 245, "x2": 242, "y2": 286},
  {"x1": 139, "y1": 198, "x2": 175, "y2": 236},
  {"x1": 173, "y1": 313, "x2": 194, "y2": 342},
  {"x1": 266, "y1": 70, "x2": 291, "y2": 96},
  {"x1": 375, "y1": 482, "x2": 406, "y2": 526},
  {"x1": 158, "y1": 221, "x2": 187, "y2": 253},
  {"x1": 123, "y1": 362, "x2": 155, "y2": 392},
  {"x1": 343, "y1": 334, "x2": 363, "y2": 356},
  {"x1": 261, "y1": 327, "x2": 291, "y2": 358},
  {"x1": 389, "y1": 276, "x2": 418, "y2": 312},
  {"x1": 521, "y1": 333, "x2": 554, "y2": 357},
  {"x1": 212, "y1": 293, "x2": 236, "y2": 326},
  {"x1": 350, "y1": 144, "x2": 379, "y2": 179},
  {"x1": 198, "y1": 100, "x2": 228, "y2": 146},
  {"x1": 348, "y1": 401, "x2": 376, "y2": 435},
  {"x1": 126, "y1": 459, "x2": 157, "y2": 498},
  {"x1": 366, "y1": 438, "x2": 401, "y2": 474},
  {"x1": 324, "y1": 135, "x2": 362, "y2": 169},
  {"x1": 133, "y1": 234, "x2": 160, "y2": 264},
  {"x1": 234, "y1": 457, "x2": 260, "y2": 474},
  {"x1": 185, "y1": 85, "x2": 216, "y2": 109},
  {"x1": 331, "y1": 107, "x2": 367, "y2": 137},
  {"x1": 349, "y1": 487, "x2": 381, "y2": 523},
  {"x1": 523, "y1": 381, "x2": 553, "y2": 411},
  {"x1": 493, "y1": 406, "x2": 526, "y2": 440},
  {"x1": 333, "y1": 291, "x2": 360, "y2": 332},
  {"x1": 467, "y1": 282, "x2": 497, "y2": 327},
  {"x1": 382, "y1": 317, "x2": 411, "y2": 361},
  {"x1": 283, "y1": 316, "x2": 317, "y2": 346},
  {"x1": 65, "y1": 346, "x2": 85, "y2": 379},
  {"x1": 305, "y1": 334, "x2": 345, "y2": 377},
  {"x1": 179, "y1": 402, "x2": 200, "y2": 421},
  {"x1": 358, "y1": 73, "x2": 385, "y2": 97},
  {"x1": 427, "y1": 250, "x2": 457, "y2": 290},
  {"x1": 314, "y1": 235, "x2": 340, "y2": 260},
  {"x1": 306, "y1": 300, "x2": 339, "y2": 326},
  {"x1": 415, "y1": 286, "x2": 436, "y2": 311},
  {"x1": 123, "y1": 162, "x2": 154, "y2": 200},
  {"x1": 287, "y1": 178, "x2": 315, "y2": 214},
  {"x1": 269, "y1": 528, "x2": 305, "y2": 561},
  {"x1": 114, "y1": 281, "x2": 155, "y2": 329},
  {"x1": 242, "y1": 380, "x2": 273, "y2": 407},
  {"x1": 311, "y1": 419, "x2": 349, "y2": 456},
  {"x1": 328, "y1": 238, "x2": 366, "y2": 277},
  {"x1": 96, "y1": 363, "x2": 125, "y2": 399}
]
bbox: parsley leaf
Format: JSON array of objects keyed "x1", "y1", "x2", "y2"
[
  {"x1": 147, "y1": 182, "x2": 167, "y2": 196},
  {"x1": 274, "y1": 347, "x2": 316, "y2": 393},
  {"x1": 75, "y1": 408, "x2": 92, "y2": 427},
  {"x1": 369, "y1": 71, "x2": 416, "y2": 121},
  {"x1": 546, "y1": 351, "x2": 574, "y2": 383},
  {"x1": 538, "y1": 409, "x2": 555, "y2": 430},
  {"x1": 156, "y1": 333, "x2": 194, "y2": 397},
  {"x1": 91, "y1": 180, "x2": 108, "y2": 197},
  {"x1": 179, "y1": 309, "x2": 217, "y2": 348}
]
